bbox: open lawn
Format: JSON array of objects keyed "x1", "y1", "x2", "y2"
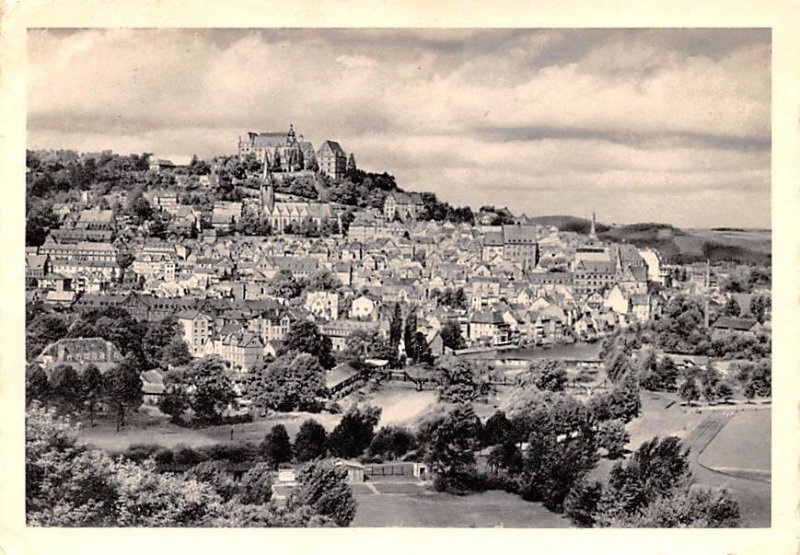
[
  {"x1": 343, "y1": 385, "x2": 439, "y2": 428},
  {"x1": 698, "y1": 409, "x2": 771, "y2": 477},
  {"x1": 352, "y1": 489, "x2": 571, "y2": 527},
  {"x1": 80, "y1": 409, "x2": 343, "y2": 451}
]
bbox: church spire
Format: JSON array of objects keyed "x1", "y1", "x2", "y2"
[{"x1": 590, "y1": 211, "x2": 597, "y2": 238}]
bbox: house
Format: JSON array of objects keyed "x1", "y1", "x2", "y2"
[
  {"x1": 320, "y1": 319, "x2": 380, "y2": 352},
  {"x1": 326, "y1": 365, "x2": 362, "y2": 396},
  {"x1": 204, "y1": 331, "x2": 264, "y2": 372},
  {"x1": 176, "y1": 310, "x2": 215, "y2": 357},
  {"x1": 711, "y1": 317, "x2": 761, "y2": 340},
  {"x1": 304, "y1": 290, "x2": 339, "y2": 321},
  {"x1": 141, "y1": 369, "x2": 165, "y2": 405},
  {"x1": 468, "y1": 310, "x2": 511, "y2": 346},
  {"x1": 36, "y1": 337, "x2": 125, "y2": 373}
]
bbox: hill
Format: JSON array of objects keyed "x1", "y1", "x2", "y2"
[
  {"x1": 598, "y1": 223, "x2": 770, "y2": 266},
  {"x1": 526, "y1": 215, "x2": 610, "y2": 235}
]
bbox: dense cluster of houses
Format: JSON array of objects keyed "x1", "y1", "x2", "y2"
[{"x1": 27, "y1": 158, "x2": 771, "y2": 380}]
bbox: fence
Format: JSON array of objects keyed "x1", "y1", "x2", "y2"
[{"x1": 363, "y1": 462, "x2": 418, "y2": 477}]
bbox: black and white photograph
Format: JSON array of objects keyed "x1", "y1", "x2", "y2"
[{"x1": 3, "y1": 3, "x2": 799, "y2": 551}]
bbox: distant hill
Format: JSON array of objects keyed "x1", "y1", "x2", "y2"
[
  {"x1": 597, "y1": 223, "x2": 770, "y2": 265},
  {"x1": 525, "y1": 215, "x2": 610, "y2": 235}
]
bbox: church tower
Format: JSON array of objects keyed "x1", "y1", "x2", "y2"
[
  {"x1": 589, "y1": 211, "x2": 597, "y2": 239},
  {"x1": 261, "y1": 159, "x2": 275, "y2": 212}
]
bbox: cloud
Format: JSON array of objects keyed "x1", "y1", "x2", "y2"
[{"x1": 27, "y1": 28, "x2": 770, "y2": 228}]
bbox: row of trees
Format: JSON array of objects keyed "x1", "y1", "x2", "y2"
[{"x1": 27, "y1": 357, "x2": 143, "y2": 431}]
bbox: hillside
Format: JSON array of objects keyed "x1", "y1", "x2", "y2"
[
  {"x1": 598, "y1": 223, "x2": 770, "y2": 265},
  {"x1": 526, "y1": 215, "x2": 610, "y2": 235}
]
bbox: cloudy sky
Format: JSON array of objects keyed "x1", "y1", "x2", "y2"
[{"x1": 28, "y1": 28, "x2": 770, "y2": 228}]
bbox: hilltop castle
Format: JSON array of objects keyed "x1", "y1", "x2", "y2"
[{"x1": 238, "y1": 124, "x2": 350, "y2": 180}]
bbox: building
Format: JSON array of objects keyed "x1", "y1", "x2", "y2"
[
  {"x1": 260, "y1": 171, "x2": 335, "y2": 234},
  {"x1": 36, "y1": 337, "x2": 125, "y2": 373},
  {"x1": 320, "y1": 319, "x2": 380, "y2": 352},
  {"x1": 204, "y1": 332, "x2": 264, "y2": 372},
  {"x1": 304, "y1": 290, "x2": 339, "y2": 321},
  {"x1": 502, "y1": 224, "x2": 539, "y2": 270},
  {"x1": 176, "y1": 310, "x2": 215, "y2": 357},
  {"x1": 238, "y1": 124, "x2": 315, "y2": 171},
  {"x1": 212, "y1": 201, "x2": 243, "y2": 229},
  {"x1": 468, "y1": 310, "x2": 511, "y2": 346},
  {"x1": 316, "y1": 140, "x2": 347, "y2": 180},
  {"x1": 384, "y1": 192, "x2": 424, "y2": 222}
]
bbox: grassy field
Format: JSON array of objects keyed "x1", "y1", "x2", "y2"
[
  {"x1": 344, "y1": 385, "x2": 439, "y2": 428},
  {"x1": 79, "y1": 410, "x2": 343, "y2": 451},
  {"x1": 352, "y1": 489, "x2": 571, "y2": 528},
  {"x1": 698, "y1": 409, "x2": 770, "y2": 476}
]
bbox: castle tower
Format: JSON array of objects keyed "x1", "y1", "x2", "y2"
[{"x1": 287, "y1": 123, "x2": 296, "y2": 145}]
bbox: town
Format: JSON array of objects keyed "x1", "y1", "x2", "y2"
[{"x1": 25, "y1": 125, "x2": 772, "y2": 528}]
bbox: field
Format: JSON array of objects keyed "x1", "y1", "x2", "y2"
[
  {"x1": 698, "y1": 409, "x2": 770, "y2": 477},
  {"x1": 352, "y1": 489, "x2": 571, "y2": 527},
  {"x1": 343, "y1": 385, "x2": 439, "y2": 427},
  {"x1": 80, "y1": 385, "x2": 440, "y2": 451},
  {"x1": 79, "y1": 409, "x2": 343, "y2": 451}
]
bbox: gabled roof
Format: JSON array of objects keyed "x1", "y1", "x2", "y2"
[
  {"x1": 317, "y1": 140, "x2": 345, "y2": 157},
  {"x1": 712, "y1": 317, "x2": 758, "y2": 331}
]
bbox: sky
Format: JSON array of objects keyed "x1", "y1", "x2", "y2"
[{"x1": 27, "y1": 28, "x2": 771, "y2": 228}]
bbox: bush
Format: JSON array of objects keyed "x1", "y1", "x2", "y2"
[
  {"x1": 118, "y1": 443, "x2": 160, "y2": 463},
  {"x1": 173, "y1": 444, "x2": 208, "y2": 465},
  {"x1": 198, "y1": 441, "x2": 258, "y2": 463}
]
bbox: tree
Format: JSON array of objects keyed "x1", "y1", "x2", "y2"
[
  {"x1": 328, "y1": 405, "x2": 382, "y2": 459},
  {"x1": 531, "y1": 360, "x2": 568, "y2": 392},
  {"x1": 440, "y1": 321, "x2": 467, "y2": 350},
  {"x1": 158, "y1": 385, "x2": 189, "y2": 423},
  {"x1": 104, "y1": 355, "x2": 144, "y2": 431},
  {"x1": 368, "y1": 426, "x2": 417, "y2": 460},
  {"x1": 482, "y1": 410, "x2": 513, "y2": 447},
  {"x1": 749, "y1": 295, "x2": 770, "y2": 324},
  {"x1": 261, "y1": 424, "x2": 293, "y2": 468},
  {"x1": 26, "y1": 363, "x2": 49, "y2": 403},
  {"x1": 632, "y1": 485, "x2": 740, "y2": 528},
  {"x1": 439, "y1": 359, "x2": 483, "y2": 403},
  {"x1": 26, "y1": 203, "x2": 60, "y2": 246},
  {"x1": 487, "y1": 441, "x2": 523, "y2": 474},
  {"x1": 606, "y1": 351, "x2": 633, "y2": 382},
  {"x1": 49, "y1": 363, "x2": 82, "y2": 412},
  {"x1": 248, "y1": 353, "x2": 327, "y2": 412},
  {"x1": 389, "y1": 303, "x2": 403, "y2": 360},
  {"x1": 595, "y1": 436, "x2": 691, "y2": 525},
  {"x1": 81, "y1": 364, "x2": 104, "y2": 426},
  {"x1": 115, "y1": 459, "x2": 226, "y2": 526},
  {"x1": 26, "y1": 312, "x2": 69, "y2": 360},
  {"x1": 293, "y1": 419, "x2": 328, "y2": 462},
  {"x1": 238, "y1": 462, "x2": 274, "y2": 505},
  {"x1": 279, "y1": 321, "x2": 335, "y2": 370},
  {"x1": 723, "y1": 297, "x2": 741, "y2": 317},
  {"x1": 26, "y1": 404, "x2": 121, "y2": 526},
  {"x1": 162, "y1": 337, "x2": 192, "y2": 367},
  {"x1": 287, "y1": 460, "x2": 357, "y2": 527},
  {"x1": 588, "y1": 370, "x2": 641, "y2": 423},
  {"x1": 597, "y1": 419, "x2": 629, "y2": 459},
  {"x1": 564, "y1": 479, "x2": 604, "y2": 527},
  {"x1": 305, "y1": 270, "x2": 342, "y2": 292},
  {"x1": 424, "y1": 404, "x2": 482, "y2": 493},
  {"x1": 518, "y1": 395, "x2": 599, "y2": 511},
  {"x1": 678, "y1": 377, "x2": 701, "y2": 406},
  {"x1": 267, "y1": 269, "x2": 304, "y2": 300},
  {"x1": 181, "y1": 356, "x2": 236, "y2": 424},
  {"x1": 403, "y1": 309, "x2": 418, "y2": 361},
  {"x1": 183, "y1": 460, "x2": 240, "y2": 502}
]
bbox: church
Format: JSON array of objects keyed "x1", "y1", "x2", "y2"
[{"x1": 259, "y1": 163, "x2": 336, "y2": 233}]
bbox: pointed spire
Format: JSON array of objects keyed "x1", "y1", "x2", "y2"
[{"x1": 590, "y1": 211, "x2": 597, "y2": 238}]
